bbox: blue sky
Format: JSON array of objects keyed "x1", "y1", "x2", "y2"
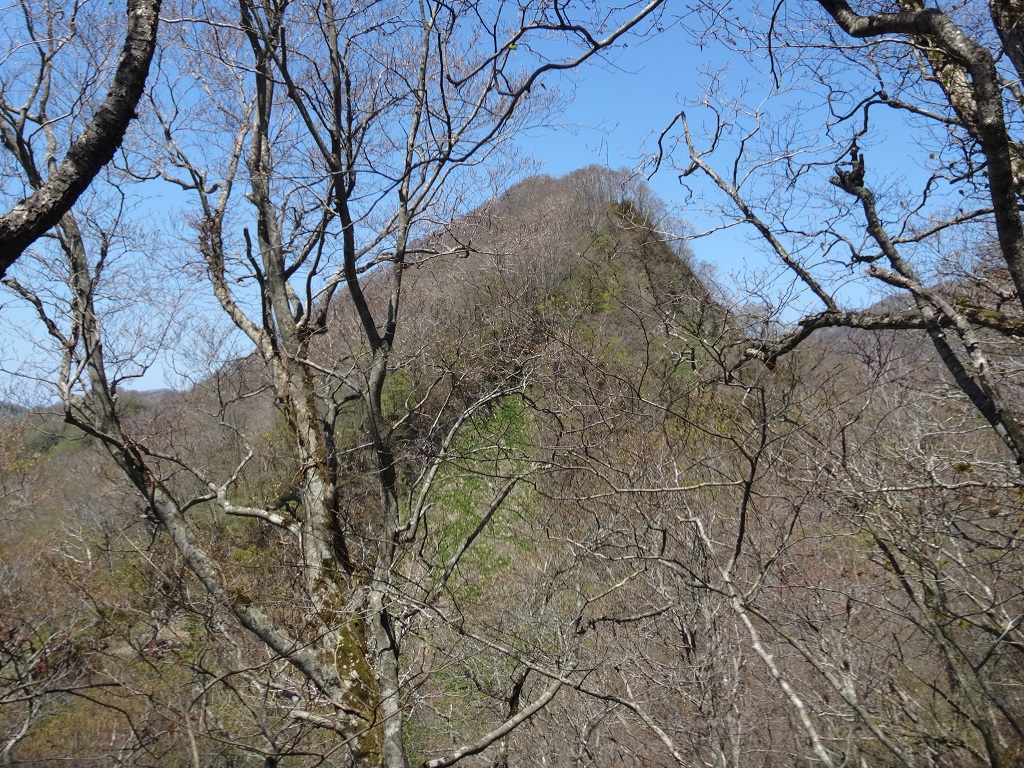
[
  {"x1": 512, "y1": 17, "x2": 796, "y2": 297},
  {"x1": 516, "y1": 25, "x2": 701, "y2": 215},
  {"x1": 515, "y1": 23, "x2": 773, "y2": 299},
  {"x1": 0, "y1": 5, "x2": 965, "y2": 398},
  {"x1": 519, "y1": 31, "x2": 686, "y2": 180},
  {"x1": 515, "y1": 14, "x2": 949, "y2": 317}
]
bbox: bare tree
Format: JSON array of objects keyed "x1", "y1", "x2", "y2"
[
  {"x1": 658, "y1": 1, "x2": 1024, "y2": 471},
  {"x1": 0, "y1": 0, "x2": 160, "y2": 271},
  {"x1": 1, "y1": 2, "x2": 669, "y2": 765},
  {"x1": 640, "y1": 2, "x2": 1024, "y2": 765}
]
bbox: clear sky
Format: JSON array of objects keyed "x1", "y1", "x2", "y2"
[
  {"x1": 518, "y1": 31, "x2": 687, "y2": 181},
  {"x1": 514, "y1": 21, "x2": 773, "y2": 301},
  {"x1": 515, "y1": 13, "x2": 943, "y2": 315},
  {"x1": 515, "y1": 25, "x2": 705, "y2": 227}
]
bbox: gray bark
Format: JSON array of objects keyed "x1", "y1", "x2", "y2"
[
  {"x1": 0, "y1": 0, "x2": 160, "y2": 272},
  {"x1": 816, "y1": 0, "x2": 1024, "y2": 309}
]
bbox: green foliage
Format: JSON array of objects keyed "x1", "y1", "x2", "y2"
[
  {"x1": 592, "y1": 233, "x2": 616, "y2": 256},
  {"x1": 554, "y1": 249, "x2": 627, "y2": 314},
  {"x1": 19, "y1": 414, "x2": 91, "y2": 460},
  {"x1": 404, "y1": 652, "x2": 524, "y2": 765},
  {"x1": 382, "y1": 368, "x2": 417, "y2": 420},
  {"x1": 430, "y1": 397, "x2": 534, "y2": 586}
]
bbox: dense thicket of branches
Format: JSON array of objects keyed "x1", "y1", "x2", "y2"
[
  {"x1": 3, "y1": 1, "x2": 1024, "y2": 767},
  {"x1": 650, "y1": 2, "x2": 1024, "y2": 763}
]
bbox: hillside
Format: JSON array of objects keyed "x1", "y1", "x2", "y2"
[{"x1": 2, "y1": 167, "x2": 1023, "y2": 767}]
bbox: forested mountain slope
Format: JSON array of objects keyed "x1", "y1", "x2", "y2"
[{"x1": 2, "y1": 168, "x2": 1023, "y2": 767}]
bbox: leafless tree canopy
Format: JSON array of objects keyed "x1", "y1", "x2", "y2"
[
  {"x1": 0, "y1": 0, "x2": 160, "y2": 272},
  {"x1": 3, "y1": 1, "x2": 1024, "y2": 767}
]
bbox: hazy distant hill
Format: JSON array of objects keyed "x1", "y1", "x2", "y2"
[{"x1": 0, "y1": 400, "x2": 26, "y2": 422}]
